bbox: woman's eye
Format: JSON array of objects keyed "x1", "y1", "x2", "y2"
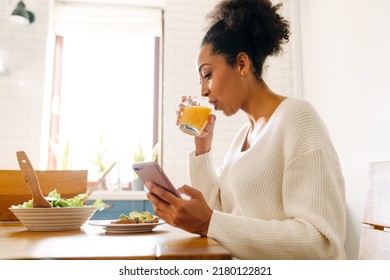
[
  {"x1": 203, "y1": 72, "x2": 212, "y2": 80},
  {"x1": 203, "y1": 72, "x2": 212, "y2": 81},
  {"x1": 199, "y1": 72, "x2": 212, "y2": 85}
]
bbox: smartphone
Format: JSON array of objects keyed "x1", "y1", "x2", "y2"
[{"x1": 132, "y1": 161, "x2": 181, "y2": 198}]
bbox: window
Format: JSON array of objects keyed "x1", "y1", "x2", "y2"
[{"x1": 48, "y1": 2, "x2": 162, "y2": 188}]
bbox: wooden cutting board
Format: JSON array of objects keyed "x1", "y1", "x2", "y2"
[{"x1": 0, "y1": 170, "x2": 87, "y2": 220}]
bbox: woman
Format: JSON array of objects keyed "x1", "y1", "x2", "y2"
[{"x1": 146, "y1": 0, "x2": 347, "y2": 259}]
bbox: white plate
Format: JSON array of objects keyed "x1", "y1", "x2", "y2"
[{"x1": 89, "y1": 220, "x2": 164, "y2": 234}]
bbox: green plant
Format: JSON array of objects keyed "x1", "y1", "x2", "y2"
[
  {"x1": 133, "y1": 142, "x2": 160, "y2": 163},
  {"x1": 151, "y1": 142, "x2": 160, "y2": 161},
  {"x1": 91, "y1": 135, "x2": 107, "y2": 174},
  {"x1": 132, "y1": 142, "x2": 160, "y2": 180},
  {"x1": 133, "y1": 142, "x2": 145, "y2": 163},
  {"x1": 50, "y1": 137, "x2": 72, "y2": 170}
]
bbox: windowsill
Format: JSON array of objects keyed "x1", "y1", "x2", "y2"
[{"x1": 88, "y1": 190, "x2": 147, "y2": 201}]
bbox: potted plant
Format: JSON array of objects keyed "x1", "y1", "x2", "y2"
[
  {"x1": 90, "y1": 135, "x2": 108, "y2": 190},
  {"x1": 132, "y1": 142, "x2": 160, "y2": 191}
]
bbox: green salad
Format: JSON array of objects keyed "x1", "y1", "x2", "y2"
[{"x1": 13, "y1": 189, "x2": 105, "y2": 210}]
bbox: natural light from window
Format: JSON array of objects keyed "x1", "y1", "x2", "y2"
[{"x1": 58, "y1": 33, "x2": 156, "y2": 188}]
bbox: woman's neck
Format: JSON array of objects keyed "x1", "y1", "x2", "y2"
[{"x1": 244, "y1": 82, "x2": 286, "y2": 129}]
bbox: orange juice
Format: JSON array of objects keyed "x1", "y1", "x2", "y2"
[{"x1": 179, "y1": 106, "x2": 212, "y2": 136}]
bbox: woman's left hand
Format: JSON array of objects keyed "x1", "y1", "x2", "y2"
[{"x1": 145, "y1": 182, "x2": 213, "y2": 236}]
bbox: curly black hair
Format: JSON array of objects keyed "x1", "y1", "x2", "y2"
[{"x1": 201, "y1": 0, "x2": 290, "y2": 80}]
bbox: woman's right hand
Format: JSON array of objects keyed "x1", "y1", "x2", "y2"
[
  {"x1": 175, "y1": 96, "x2": 216, "y2": 155},
  {"x1": 194, "y1": 113, "x2": 216, "y2": 155},
  {"x1": 145, "y1": 182, "x2": 213, "y2": 237}
]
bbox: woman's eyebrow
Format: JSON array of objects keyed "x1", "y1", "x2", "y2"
[{"x1": 198, "y1": 63, "x2": 211, "y2": 73}]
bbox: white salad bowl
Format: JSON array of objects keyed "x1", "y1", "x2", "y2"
[{"x1": 9, "y1": 206, "x2": 98, "y2": 231}]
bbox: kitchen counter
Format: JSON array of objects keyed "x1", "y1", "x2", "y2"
[
  {"x1": 87, "y1": 191, "x2": 152, "y2": 220},
  {"x1": 88, "y1": 190, "x2": 148, "y2": 201}
]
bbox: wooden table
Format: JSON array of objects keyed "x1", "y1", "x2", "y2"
[{"x1": 0, "y1": 221, "x2": 232, "y2": 260}]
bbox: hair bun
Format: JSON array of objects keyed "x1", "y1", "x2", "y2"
[{"x1": 202, "y1": 0, "x2": 290, "y2": 79}]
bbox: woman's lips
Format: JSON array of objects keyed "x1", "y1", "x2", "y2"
[{"x1": 209, "y1": 100, "x2": 218, "y2": 110}]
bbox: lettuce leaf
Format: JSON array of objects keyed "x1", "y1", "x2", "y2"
[{"x1": 13, "y1": 189, "x2": 105, "y2": 210}]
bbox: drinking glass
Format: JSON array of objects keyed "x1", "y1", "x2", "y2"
[{"x1": 177, "y1": 96, "x2": 212, "y2": 136}]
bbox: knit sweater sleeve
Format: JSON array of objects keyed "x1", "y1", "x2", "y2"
[{"x1": 188, "y1": 150, "x2": 222, "y2": 211}]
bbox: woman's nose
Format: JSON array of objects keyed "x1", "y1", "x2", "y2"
[{"x1": 200, "y1": 80, "x2": 210, "y2": 97}]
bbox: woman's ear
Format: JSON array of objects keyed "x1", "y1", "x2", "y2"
[{"x1": 236, "y1": 52, "x2": 250, "y2": 76}]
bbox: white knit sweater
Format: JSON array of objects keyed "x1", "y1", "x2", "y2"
[{"x1": 189, "y1": 98, "x2": 347, "y2": 259}]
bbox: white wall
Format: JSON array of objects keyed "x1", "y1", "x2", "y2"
[
  {"x1": 0, "y1": 0, "x2": 50, "y2": 167},
  {"x1": 299, "y1": 0, "x2": 390, "y2": 259}
]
